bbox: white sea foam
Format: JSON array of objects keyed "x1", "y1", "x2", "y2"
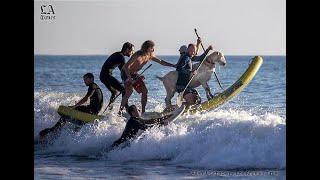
[{"x1": 35, "y1": 91, "x2": 286, "y2": 169}]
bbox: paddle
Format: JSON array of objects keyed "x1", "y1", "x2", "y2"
[
  {"x1": 194, "y1": 29, "x2": 224, "y2": 91},
  {"x1": 176, "y1": 29, "x2": 211, "y2": 106},
  {"x1": 102, "y1": 64, "x2": 153, "y2": 114}
]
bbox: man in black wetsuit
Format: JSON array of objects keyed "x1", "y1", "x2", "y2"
[
  {"x1": 39, "y1": 73, "x2": 103, "y2": 139},
  {"x1": 111, "y1": 105, "x2": 170, "y2": 148},
  {"x1": 100, "y1": 42, "x2": 134, "y2": 110}
]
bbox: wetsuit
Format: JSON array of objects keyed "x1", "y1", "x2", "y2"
[
  {"x1": 100, "y1": 52, "x2": 126, "y2": 104},
  {"x1": 39, "y1": 82, "x2": 103, "y2": 138},
  {"x1": 175, "y1": 51, "x2": 209, "y2": 93},
  {"x1": 111, "y1": 116, "x2": 166, "y2": 148},
  {"x1": 76, "y1": 82, "x2": 103, "y2": 115}
]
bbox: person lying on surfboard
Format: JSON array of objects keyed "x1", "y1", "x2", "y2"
[
  {"x1": 119, "y1": 40, "x2": 176, "y2": 114},
  {"x1": 175, "y1": 39, "x2": 213, "y2": 93},
  {"x1": 100, "y1": 42, "x2": 134, "y2": 111},
  {"x1": 39, "y1": 73, "x2": 103, "y2": 139},
  {"x1": 111, "y1": 105, "x2": 177, "y2": 149}
]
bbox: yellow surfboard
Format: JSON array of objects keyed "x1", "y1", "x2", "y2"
[
  {"x1": 57, "y1": 106, "x2": 104, "y2": 123},
  {"x1": 57, "y1": 56, "x2": 262, "y2": 122},
  {"x1": 57, "y1": 104, "x2": 186, "y2": 123},
  {"x1": 187, "y1": 56, "x2": 263, "y2": 114}
]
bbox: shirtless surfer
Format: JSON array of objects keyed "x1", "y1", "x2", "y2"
[{"x1": 119, "y1": 40, "x2": 176, "y2": 114}]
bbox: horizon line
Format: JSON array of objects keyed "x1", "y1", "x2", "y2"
[{"x1": 34, "y1": 54, "x2": 286, "y2": 56}]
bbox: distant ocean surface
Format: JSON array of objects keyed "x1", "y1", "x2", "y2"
[{"x1": 34, "y1": 55, "x2": 286, "y2": 179}]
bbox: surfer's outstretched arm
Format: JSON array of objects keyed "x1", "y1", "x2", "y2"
[{"x1": 151, "y1": 56, "x2": 176, "y2": 68}]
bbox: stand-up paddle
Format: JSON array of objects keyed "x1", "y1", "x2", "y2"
[
  {"x1": 177, "y1": 28, "x2": 221, "y2": 106},
  {"x1": 194, "y1": 29, "x2": 224, "y2": 91},
  {"x1": 102, "y1": 64, "x2": 153, "y2": 114}
]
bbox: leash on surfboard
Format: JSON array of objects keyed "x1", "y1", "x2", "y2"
[
  {"x1": 102, "y1": 64, "x2": 153, "y2": 114},
  {"x1": 194, "y1": 29, "x2": 224, "y2": 91}
]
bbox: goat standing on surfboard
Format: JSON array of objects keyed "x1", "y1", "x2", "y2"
[{"x1": 157, "y1": 40, "x2": 227, "y2": 108}]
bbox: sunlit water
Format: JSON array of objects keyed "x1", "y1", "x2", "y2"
[{"x1": 34, "y1": 55, "x2": 286, "y2": 179}]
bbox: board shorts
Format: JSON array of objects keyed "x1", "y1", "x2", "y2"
[{"x1": 121, "y1": 70, "x2": 147, "y2": 94}]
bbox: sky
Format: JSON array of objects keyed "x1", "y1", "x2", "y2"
[{"x1": 34, "y1": 0, "x2": 286, "y2": 55}]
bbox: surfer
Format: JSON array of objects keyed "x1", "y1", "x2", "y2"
[
  {"x1": 100, "y1": 42, "x2": 134, "y2": 110},
  {"x1": 178, "y1": 45, "x2": 187, "y2": 56},
  {"x1": 111, "y1": 105, "x2": 173, "y2": 149},
  {"x1": 119, "y1": 40, "x2": 176, "y2": 114},
  {"x1": 175, "y1": 39, "x2": 213, "y2": 93},
  {"x1": 39, "y1": 73, "x2": 103, "y2": 139},
  {"x1": 183, "y1": 88, "x2": 201, "y2": 107},
  {"x1": 163, "y1": 87, "x2": 201, "y2": 112},
  {"x1": 175, "y1": 38, "x2": 200, "y2": 70}
]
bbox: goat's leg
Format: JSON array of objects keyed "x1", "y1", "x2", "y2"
[
  {"x1": 202, "y1": 82, "x2": 214, "y2": 100},
  {"x1": 165, "y1": 90, "x2": 175, "y2": 107}
]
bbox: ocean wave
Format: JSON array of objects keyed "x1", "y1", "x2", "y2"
[{"x1": 35, "y1": 91, "x2": 286, "y2": 169}]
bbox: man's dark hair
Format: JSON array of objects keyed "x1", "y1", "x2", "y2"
[
  {"x1": 121, "y1": 42, "x2": 134, "y2": 52},
  {"x1": 127, "y1": 105, "x2": 137, "y2": 116},
  {"x1": 83, "y1": 73, "x2": 94, "y2": 80}
]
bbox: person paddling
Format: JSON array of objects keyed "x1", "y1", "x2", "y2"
[{"x1": 175, "y1": 38, "x2": 213, "y2": 93}]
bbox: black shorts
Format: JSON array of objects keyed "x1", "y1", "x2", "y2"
[
  {"x1": 120, "y1": 70, "x2": 128, "y2": 82},
  {"x1": 100, "y1": 74, "x2": 125, "y2": 95}
]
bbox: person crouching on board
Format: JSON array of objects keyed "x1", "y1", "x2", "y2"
[
  {"x1": 110, "y1": 105, "x2": 172, "y2": 149},
  {"x1": 39, "y1": 73, "x2": 104, "y2": 140},
  {"x1": 164, "y1": 87, "x2": 201, "y2": 112},
  {"x1": 183, "y1": 88, "x2": 201, "y2": 108}
]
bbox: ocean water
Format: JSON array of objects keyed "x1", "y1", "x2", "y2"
[{"x1": 34, "y1": 55, "x2": 286, "y2": 179}]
